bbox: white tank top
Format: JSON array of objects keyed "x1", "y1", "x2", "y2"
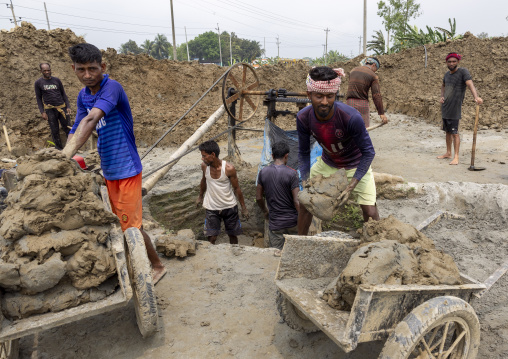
[{"x1": 203, "y1": 160, "x2": 238, "y2": 210}]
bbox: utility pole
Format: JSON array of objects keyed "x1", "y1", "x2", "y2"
[
  {"x1": 216, "y1": 23, "x2": 223, "y2": 66},
  {"x1": 276, "y1": 35, "x2": 280, "y2": 58},
  {"x1": 229, "y1": 32, "x2": 232, "y2": 65},
  {"x1": 184, "y1": 26, "x2": 190, "y2": 61},
  {"x1": 359, "y1": 36, "x2": 362, "y2": 55},
  {"x1": 324, "y1": 28, "x2": 330, "y2": 65},
  {"x1": 44, "y1": 2, "x2": 50, "y2": 30},
  {"x1": 363, "y1": 0, "x2": 367, "y2": 55},
  {"x1": 322, "y1": 44, "x2": 326, "y2": 57},
  {"x1": 170, "y1": 0, "x2": 178, "y2": 61},
  {"x1": 8, "y1": 0, "x2": 18, "y2": 27}
]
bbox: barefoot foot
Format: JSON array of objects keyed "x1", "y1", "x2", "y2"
[
  {"x1": 437, "y1": 154, "x2": 451, "y2": 159},
  {"x1": 153, "y1": 267, "x2": 167, "y2": 285},
  {"x1": 449, "y1": 157, "x2": 459, "y2": 165}
]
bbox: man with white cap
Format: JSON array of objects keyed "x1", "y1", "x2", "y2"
[{"x1": 297, "y1": 66, "x2": 379, "y2": 235}]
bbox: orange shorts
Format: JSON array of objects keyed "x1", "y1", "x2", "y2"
[{"x1": 105, "y1": 172, "x2": 143, "y2": 232}]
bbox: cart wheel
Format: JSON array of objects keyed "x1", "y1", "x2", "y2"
[
  {"x1": 124, "y1": 227, "x2": 158, "y2": 338},
  {"x1": 276, "y1": 291, "x2": 320, "y2": 333},
  {"x1": 379, "y1": 296, "x2": 480, "y2": 359},
  {"x1": 221, "y1": 62, "x2": 260, "y2": 122},
  {"x1": 0, "y1": 339, "x2": 19, "y2": 359}
]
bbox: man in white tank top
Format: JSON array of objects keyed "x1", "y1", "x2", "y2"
[{"x1": 196, "y1": 140, "x2": 249, "y2": 244}]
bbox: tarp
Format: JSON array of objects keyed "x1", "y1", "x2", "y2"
[{"x1": 257, "y1": 119, "x2": 322, "y2": 189}]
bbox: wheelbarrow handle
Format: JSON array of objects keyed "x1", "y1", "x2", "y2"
[{"x1": 474, "y1": 259, "x2": 508, "y2": 299}]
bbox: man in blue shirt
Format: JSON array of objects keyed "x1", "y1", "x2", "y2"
[{"x1": 62, "y1": 43, "x2": 166, "y2": 284}]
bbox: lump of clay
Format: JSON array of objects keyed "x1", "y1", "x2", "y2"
[
  {"x1": 156, "y1": 229, "x2": 196, "y2": 258},
  {"x1": 360, "y1": 215, "x2": 435, "y2": 249},
  {"x1": 19, "y1": 252, "x2": 66, "y2": 294},
  {"x1": 298, "y1": 170, "x2": 349, "y2": 221}
]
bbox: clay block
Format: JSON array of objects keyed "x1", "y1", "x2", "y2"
[
  {"x1": 156, "y1": 229, "x2": 196, "y2": 258},
  {"x1": 1, "y1": 169, "x2": 17, "y2": 192},
  {"x1": 0, "y1": 261, "x2": 21, "y2": 290},
  {"x1": 19, "y1": 252, "x2": 66, "y2": 294}
]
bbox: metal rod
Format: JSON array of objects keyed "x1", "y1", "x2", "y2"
[{"x1": 140, "y1": 65, "x2": 233, "y2": 160}]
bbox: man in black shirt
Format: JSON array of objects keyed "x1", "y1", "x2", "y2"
[
  {"x1": 34, "y1": 63, "x2": 71, "y2": 149},
  {"x1": 256, "y1": 142, "x2": 300, "y2": 250},
  {"x1": 437, "y1": 53, "x2": 482, "y2": 165}
]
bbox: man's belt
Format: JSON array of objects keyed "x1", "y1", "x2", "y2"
[{"x1": 44, "y1": 103, "x2": 66, "y2": 118}]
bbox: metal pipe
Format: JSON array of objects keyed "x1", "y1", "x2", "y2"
[{"x1": 140, "y1": 64, "x2": 233, "y2": 160}]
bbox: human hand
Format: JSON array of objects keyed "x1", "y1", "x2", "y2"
[
  {"x1": 42, "y1": 112, "x2": 48, "y2": 121},
  {"x1": 241, "y1": 207, "x2": 250, "y2": 220},
  {"x1": 475, "y1": 97, "x2": 483, "y2": 105},
  {"x1": 336, "y1": 187, "x2": 352, "y2": 208},
  {"x1": 439, "y1": 97, "x2": 445, "y2": 104},
  {"x1": 379, "y1": 114, "x2": 388, "y2": 124},
  {"x1": 262, "y1": 210, "x2": 269, "y2": 220},
  {"x1": 67, "y1": 108, "x2": 72, "y2": 115},
  {"x1": 195, "y1": 196, "x2": 203, "y2": 209}
]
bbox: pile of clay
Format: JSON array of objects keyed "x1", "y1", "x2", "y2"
[
  {"x1": 298, "y1": 170, "x2": 349, "y2": 221},
  {"x1": 0, "y1": 149, "x2": 119, "y2": 320},
  {"x1": 322, "y1": 216, "x2": 462, "y2": 310}
]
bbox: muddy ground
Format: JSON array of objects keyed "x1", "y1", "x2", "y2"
[{"x1": 13, "y1": 113, "x2": 508, "y2": 359}]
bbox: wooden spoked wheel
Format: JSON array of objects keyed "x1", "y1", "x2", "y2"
[{"x1": 222, "y1": 62, "x2": 260, "y2": 122}]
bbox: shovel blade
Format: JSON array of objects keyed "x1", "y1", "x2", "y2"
[{"x1": 468, "y1": 166, "x2": 486, "y2": 171}]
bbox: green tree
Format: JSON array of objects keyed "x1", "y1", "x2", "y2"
[
  {"x1": 435, "y1": 18, "x2": 461, "y2": 40},
  {"x1": 476, "y1": 32, "x2": 489, "y2": 39},
  {"x1": 188, "y1": 31, "x2": 221, "y2": 63},
  {"x1": 377, "y1": 0, "x2": 421, "y2": 53},
  {"x1": 140, "y1": 39, "x2": 154, "y2": 55},
  {"x1": 151, "y1": 34, "x2": 171, "y2": 60},
  {"x1": 367, "y1": 30, "x2": 387, "y2": 55},
  {"x1": 118, "y1": 40, "x2": 142, "y2": 55}
]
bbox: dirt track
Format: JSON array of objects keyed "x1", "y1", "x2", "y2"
[{"x1": 14, "y1": 113, "x2": 508, "y2": 359}]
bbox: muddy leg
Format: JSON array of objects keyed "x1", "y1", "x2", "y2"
[
  {"x1": 207, "y1": 235, "x2": 218, "y2": 245},
  {"x1": 140, "y1": 228, "x2": 165, "y2": 283},
  {"x1": 228, "y1": 235, "x2": 238, "y2": 245},
  {"x1": 298, "y1": 203, "x2": 313, "y2": 235},
  {"x1": 360, "y1": 204, "x2": 380, "y2": 222}
]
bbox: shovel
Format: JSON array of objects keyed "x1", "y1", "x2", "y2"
[{"x1": 468, "y1": 105, "x2": 485, "y2": 171}]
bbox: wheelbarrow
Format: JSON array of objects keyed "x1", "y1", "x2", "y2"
[
  {"x1": 275, "y1": 212, "x2": 508, "y2": 358},
  {"x1": 0, "y1": 186, "x2": 158, "y2": 359}
]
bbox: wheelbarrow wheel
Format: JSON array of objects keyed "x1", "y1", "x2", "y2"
[
  {"x1": 0, "y1": 339, "x2": 19, "y2": 359},
  {"x1": 124, "y1": 227, "x2": 158, "y2": 338},
  {"x1": 276, "y1": 291, "x2": 319, "y2": 333},
  {"x1": 379, "y1": 296, "x2": 480, "y2": 359}
]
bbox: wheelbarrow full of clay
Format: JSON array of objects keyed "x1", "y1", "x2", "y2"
[
  {"x1": 275, "y1": 231, "x2": 506, "y2": 358},
  {"x1": 0, "y1": 186, "x2": 158, "y2": 359}
]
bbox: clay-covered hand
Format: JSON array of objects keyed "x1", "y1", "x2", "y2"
[
  {"x1": 67, "y1": 108, "x2": 72, "y2": 116},
  {"x1": 337, "y1": 187, "x2": 352, "y2": 208},
  {"x1": 195, "y1": 196, "x2": 203, "y2": 209},
  {"x1": 241, "y1": 207, "x2": 250, "y2": 220},
  {"x1": 42, "y1": 112, "x2": 48, "y2": 121},
  {"x1": 379, "y1": 114, "x2": 388, "y2": 124}
]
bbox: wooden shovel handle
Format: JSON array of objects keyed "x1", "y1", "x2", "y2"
[{"x1": 470, "y1": 105, "x2": 480, "y2": 167}]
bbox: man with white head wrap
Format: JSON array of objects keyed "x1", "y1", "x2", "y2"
[{"x1": 297, "y1": 66, "x2": 380, "y2": 235}]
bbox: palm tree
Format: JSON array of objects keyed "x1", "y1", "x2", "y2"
[
  {"x1": 367, "y1": 30, "x2": 386, "y2": 56},
  {"x1": 151, "y1": 34, "x2": 171, "y2": 60},
  {"x1": 140, "y1": 40, "x2": 154, "y2": 55}
]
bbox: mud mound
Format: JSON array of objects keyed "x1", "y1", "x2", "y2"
[
  {"x1": 322, "y1": 216, "x2": 462, "y2": 310},
  {"x1": 0, "y1": 148, "x2": 118, "y2": 319},
  {"x1": 334, "y1": 32, "x2": 508, "y2": 130},
  {"x1": 0, "y1": 23, "x2": 308, "y2": 156}
]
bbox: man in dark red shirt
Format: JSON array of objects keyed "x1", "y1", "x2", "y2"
[
  {"x1": 34, "y1": 63, "x2": 71, "y2": 149},
  {"x1": 297, "y1": 66, "x2": 380, "y2": 235}
]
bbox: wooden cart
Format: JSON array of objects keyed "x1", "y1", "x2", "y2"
[
  {"x1": 0, "y1": 187, "x2": 158, "y2": 359},
  {"x1": 276, "y1": 218, "x2": 507, "y2": 358}
]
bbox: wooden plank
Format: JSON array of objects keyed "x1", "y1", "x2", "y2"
[
  {"x1": 474, "y1": 259, "x2": 508, "y2": 299},
  {"x1": 0, "y1": 290, "x2": 128, "y2": 342},
  {"x1": 277, "y1": 280, "x2": 352, "y2": 352}
]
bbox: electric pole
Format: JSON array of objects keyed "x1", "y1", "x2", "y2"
[
  {"x1": 359, "y1": 36, "x2": 362, "y2": 55},
  {"x1": 324, "y1": 28, "x2": 330, "y2": 65},
  {"x1": 184, "y1": 26, "x2": 190, "y2": 61},
  {"x1": 229, "y1": 32, "x2": 232, "y2": 65},
  {"x1": 44, "y1": 2, "x2": 50, "y2": 30},
  {"x1": 276, "y1": 35, "x2": 280, "y2": 58},
  {"x1": 8, "y1": 0, "x2": 18, "y2": 27},
  {"x1": 363, "y1": 0, "x2": 367, "y2": 55},
  {"x1": 216, "y1": 24, "x2": 223, "y2": 66},
  {"x1": 170, "y1": 0, "x2": 178, "y2": 61}
]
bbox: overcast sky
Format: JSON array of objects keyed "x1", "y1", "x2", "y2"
[{"x1": 1, "y1": 0, "x2": 507, "y2": 60}]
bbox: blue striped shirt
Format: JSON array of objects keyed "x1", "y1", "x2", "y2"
[{"x1": 70, "y1": 75, "x2": 142, "y2": 180}]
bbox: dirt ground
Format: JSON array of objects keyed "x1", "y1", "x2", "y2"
[{"x1": 13, "y1": 113, "x2": 507, "y2": 359}]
